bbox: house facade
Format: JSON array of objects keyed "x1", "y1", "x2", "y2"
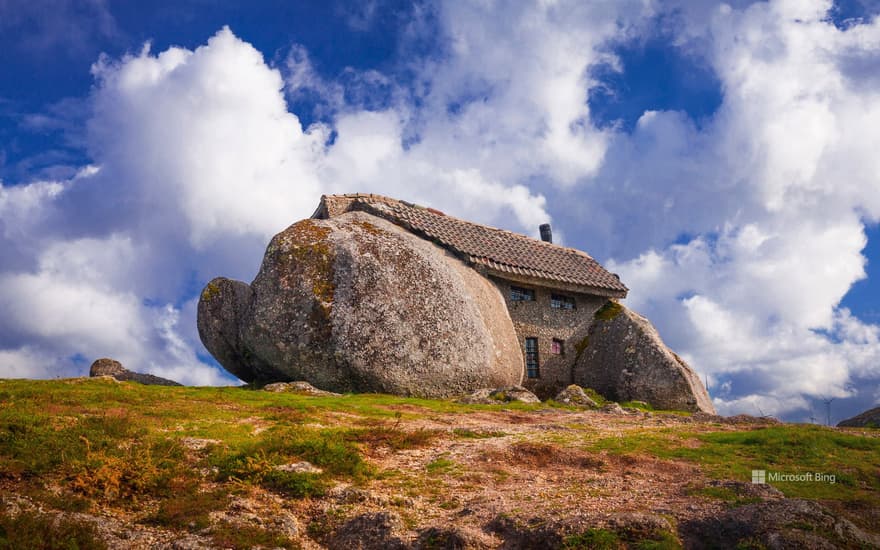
[{"x1": 311, "y1": 193, "x2": 628, "y2": 397}]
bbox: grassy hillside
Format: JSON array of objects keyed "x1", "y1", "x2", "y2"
[{"x1": 0, "y1": 378, "x2": 878, "y2": 549}]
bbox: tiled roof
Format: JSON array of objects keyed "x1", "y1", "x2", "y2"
[{"x1": 312, "y1": 193, "x2": 628, "y2": 297}]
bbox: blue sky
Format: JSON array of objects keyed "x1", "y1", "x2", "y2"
[{"x1": 2, "y1": 0, "x2": 880, "y2": 423}]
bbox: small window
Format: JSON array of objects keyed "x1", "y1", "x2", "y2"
[
  {"x1": 525, "y1": 337, "x2": 540, "y2": 378},
  {"x1": 551, "y1": 338, "x2": 564, "y2": 355},
  {"x1": 550, "y1": 294, "x2": 575, "y2": 309},
  {"x1": 511, "y1": 286, "x2": 535, "y2": 301}
]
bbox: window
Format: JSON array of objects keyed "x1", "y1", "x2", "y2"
[
  {"x1": 510, "y1": 286, "x2": 535, "y2": 301},
  {"x1": 525, "y1": 337, "x2": 540, "y2": 378},
  {"x1": 550, "y1": 294, "x2": 575, "y2": 309},
  {"x1": 551, "y1": 338, "x2": 564, "y2": 355}
]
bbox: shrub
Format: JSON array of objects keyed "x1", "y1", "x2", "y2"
[
  {"x1": 66, "y1": 437, "x2": 185, "y2": 503},
  {"x1": 210, "y1": 427, "x2": 370, "y2": 497},
  {"x1": 146, "y1": 489, "x2": 229, "y2": 531},
  {"x1": 0, "y1": 509, "x2": 107, "y2": 550},
  {"x1": 346, "y1": 425, "x2": 440, "y2": 452}
]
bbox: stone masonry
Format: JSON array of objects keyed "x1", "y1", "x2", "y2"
[{"x1": 494, "y1": 279, "x2": 606, "y2": 399}]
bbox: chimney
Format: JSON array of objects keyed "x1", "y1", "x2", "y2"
[{"x1": 539, "y1": 223, "x2": 552, "y2": 243}]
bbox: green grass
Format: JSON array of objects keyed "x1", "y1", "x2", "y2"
[
  {"x1": 452, "y1": 428, "x2": 507, "y2": 439},
  {"x1": 1, "y1": 378, "x2": 878, "y2": 545},
  {"x1": 0, "y1": 377, "x2": 548, "y2": 519},
  {"x1": 562, "y1": 527, "x2": 681, "y2": 550},
  {"x1": 0, "y1": 379, "x2": 479, "y2": 510},
  {"x1": 621, "y1": 401, "x2": 654, "y2": 411},
  {"x1": 425, "y1": 457, "x2": 457, "y2": 475},
  {"x1": 582, "y1": 388, "x2": 608, "y2": 406},
  {"x1": 586, "y1": 425, "x2": 880, "y2": 503},
  {"x1": 209, "y1": 426, "x2": 371, "y2": 497},
  {"x1": 563, "y1": 528, "x2": 621, "y2": 549}
]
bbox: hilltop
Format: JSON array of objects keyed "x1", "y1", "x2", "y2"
[{"x1": 0, "y1": 378, "x2": 878, "y2": 549}]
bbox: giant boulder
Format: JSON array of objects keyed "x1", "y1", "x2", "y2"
[
  {"x1": 198, "y1": 212, "x2": 523, "y2": 397},
  {"x1": 572, "y1": 303, "x2": 715, "y2": 413}
]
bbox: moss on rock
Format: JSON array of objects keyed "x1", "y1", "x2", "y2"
[
  {"x1": 594, "y1": 301, "x2": 622, "y2": 321},
  {"x1": 201, "y1": 281, "x2": 221, "y2": 301}
]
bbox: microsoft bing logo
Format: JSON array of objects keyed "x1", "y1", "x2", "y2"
[{"x1": 752, "y1": 470, "x2": 766, "y2": 484}]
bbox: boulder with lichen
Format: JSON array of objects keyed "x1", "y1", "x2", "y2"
[
  {"x1": 572, "y1": 304, "x2": 715, "y2": 413},
  {"x1": 197, "y1": 212, "x2": 523, "y2": 397}
]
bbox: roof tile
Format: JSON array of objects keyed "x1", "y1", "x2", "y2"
[{"x1": 315, "y1": 194, "x2": 628, "y2": 297}]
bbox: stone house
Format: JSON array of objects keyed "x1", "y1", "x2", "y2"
[{"x1": 311, "y1": 193, "x2": 629, "y2": 397}]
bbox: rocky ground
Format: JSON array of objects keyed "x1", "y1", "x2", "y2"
[{"x1": 1, "y1": 379, "x2": 878, "y2": 549}]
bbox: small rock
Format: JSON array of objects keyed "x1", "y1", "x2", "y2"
[
  {"x1": 169, "y1": 536, "x2": 213, "y2": 549},
  {"x1": 681, "y1": 498, "x2": 880, "y2": 548},
  {"x1": 606, "y1": 512, "x2": 674, "y2": 539},
  {"x1": 721, "y1": 414, "x2": 781, "y2": 425},
  {"x1": 263, "y1": 381, "x2": 341, "y2": 396},
  {"x1": 89, "y1": 358, "x2": 126, "y2": 377},
  {"x1": 691, "y1": 412, "x2": 724, "y2": 423},
  {"x1": 329, "y1": 485, "x2": 373, "y2": 503},
  {"x1": 180, "y1": 437, "x2": 221, "y2": 451},
  {"x1": 554, "y1": 385, "x2": 599, "y2": 408},
  {"x1": 600, "y1": 402, "x2": 630, "y2": 415},
  {"x1": 415, "y1": 525, "x2": 493, "y2": 549},
  {"x1": 492, "y1": 385, "x2": 541, "y2": 403},
  {"x1": 706, "y1": 479, "x2": 784, "y2": 501},
  {"x1": 457, "y1": 388, "x2": 494, "y2": 404},
  {"x1": 275, "y1": 461, "x2": 322, "y2": 474},
  {"x1": 329, "y1": 511, "x2": 408, "y2": 550},
  {"x1": 458, "y1": 386, "x2": 540, "y2": 404},
  {"x1": 88, "y1": 358, "x2": 182, "y2": 386}
]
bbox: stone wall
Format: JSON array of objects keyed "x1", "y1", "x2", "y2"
[{"x1": 493, "y1": 278, "x2": 606, "y2": 398}]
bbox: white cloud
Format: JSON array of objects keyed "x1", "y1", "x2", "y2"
[
  {"x1": 396, "y1": 1, "x2": 645, "y2": 187},
  {"x1": 88, "y1": 27, "x2": 330, "y2": 247},
  {"x1": 0, "y1": 23, "x2": 551, "y2": 384},
  {"x1": 600, "y1": 0, "x2": 880, "y2": 418}
]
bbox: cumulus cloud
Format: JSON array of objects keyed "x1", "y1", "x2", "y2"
[
  {"x1": 1, "y1": 28, "x2": 327, "y2": 384},
  {"x1": 0, "y1": 24, "x2": 548, "y2": 384},
  {"x1": 596, "y1": 0, "x2": 880, "y2": 419}
]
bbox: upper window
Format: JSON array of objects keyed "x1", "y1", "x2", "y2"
[
  {"x1": 550, "y1": 294, "x2": 575, "y2": 309},
  {"x1": 511, "y1": 286, "x2": 535, "y2": 302},
  {"x1": 551, "y1": 338, "x2": 564, "y2": 355}
]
